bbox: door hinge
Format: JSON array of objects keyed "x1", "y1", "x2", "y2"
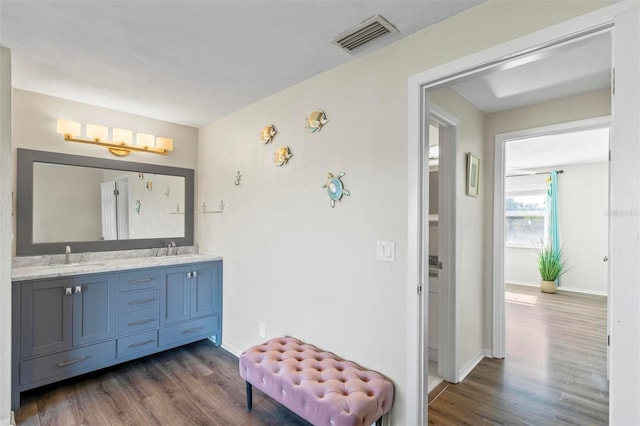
[
  {"x1": 113, "y1": 189, "x2": 120, "y2": 196},
  {"x1": 608, "y1": 335, "x2": 610, "y2": 346},
  {"x1": 609, "y1": 150, "x2": 611, "y2": 162},
  {"x1": 417, "y1": 284, "x2": 423, "y2": 295},
  {"x1": 612, "y1": 68, "x2": 615, "y2": 95}
]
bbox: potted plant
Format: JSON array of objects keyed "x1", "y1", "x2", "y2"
[{"x1": 536, "y1": 245, "x2": 566, "y2": 294}]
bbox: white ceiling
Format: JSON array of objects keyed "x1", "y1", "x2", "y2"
[
  {"x1": 452, "y1": 32, "x2": 612, "y2": 114},
  {"x1": 0, "y1": 0, "x2": 483, "y2": 127},
  {"x1": 450, "y1": 31, "x2": 612, "y2": 170},
  {"x1": 505, "y1": 127, "x2": 610, "y2": 173}
]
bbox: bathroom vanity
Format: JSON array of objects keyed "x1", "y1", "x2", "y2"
[{"x1": 11, "y1": 254, "x2": 222, "y2": 410}]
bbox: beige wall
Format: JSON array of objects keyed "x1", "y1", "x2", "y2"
[
  {"x1": 483, "y1": 88, "x2": 611, "y2": 347},
  {"x1": 196, "y1": 2, "x2": 611, "y2": 423},
  {"x1": 504, "y1": 162, "x2": 609, "y2": 295},
  {"x1": 431, "y1": 87, "x2": 488, "y2": 374},
  {"x1": 1, "y1": 47, "x2": 13, "y2": 426},
  {"x1": 11, "y1": 89, "x2": 199, "y2": 255},
  {"x1": 1, "y1": 1, "x2": 614, "y2": 423}
]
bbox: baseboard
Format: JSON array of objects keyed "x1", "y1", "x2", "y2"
[
  {"x1": 428, "y1": 347, "x2": 438, "y2": 361},
  {"x1": 506, "y1": 281, "x2": 607, "y2": 296},
  {"x1": 221, "y1": 340, "x2": 244, "y2": 357},
  {"x1": 483, "y1": 348, "x2": 494, "y2": 358},
  {"x1": 458, "y1": 350, "x2": 485, "y2": 382},
  {"x1": 556, "y1": 286, "x2": 607, "y2": 297}
]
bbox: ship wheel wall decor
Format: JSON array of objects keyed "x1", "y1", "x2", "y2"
[{"x1": 322, "y1": 172, "x2": 350, "y2": 208}]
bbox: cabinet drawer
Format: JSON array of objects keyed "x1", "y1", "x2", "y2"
[
  {"x1": 159, "y1": 316, "x2": 218, "y2": 347},
  {"x1": 20, "y1": 340, "x2": 115, "y2": 386},
  {"x1": 118, "y1": 289, "x2": 158, "y2": 313},
  {"x1": 118, "y1": 309, "x2": 159, "y2": 336},
  {"x1": 117, "y1": 330, "x2": 158, "y2": 358},
  {"x1": 118, "y1": 269, "x2": 158, "y2": 292}
]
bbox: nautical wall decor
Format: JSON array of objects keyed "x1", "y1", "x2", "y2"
[
  {"x1": 273, "y1": 146, "x2": 293, "y2": 167},
  {"x1": 260, "y1": 124, "x2": 277, "y2": 144},
  {"x1": 322, "y1": 172, "x2": 350, "y2": 208},
  {"x1": 305, "y1": 110, "x2": 328, "y2": 133}
]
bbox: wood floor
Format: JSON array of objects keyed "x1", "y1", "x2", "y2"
[
  {"x1": 15, "y1": 341, "x2": 310, "y2": 426},
  {"x1": 428, "y1": 284, "x2": 608, "y2": 425},
  {"x1": 15, "y1": 283, "x2": 607, "y2": 425}
]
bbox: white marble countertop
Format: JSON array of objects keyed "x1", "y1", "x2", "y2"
[{"x1": 12, "y1": 252, "x2": 222, "y2": 281}]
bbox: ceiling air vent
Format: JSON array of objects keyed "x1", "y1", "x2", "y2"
[{"x1": 331, "y1": 15, "x2": 399, "y2": 54}]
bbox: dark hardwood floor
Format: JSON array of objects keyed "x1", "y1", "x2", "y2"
[
  {"x1": 428, "y1": 284, "x2": 608, "y2": 425},
  {"x1": 16, "y1": 284, "x2": 607, "y2": 425},
  {"x1": 15, "y1": 341, "x2": 311, "y2": 426}
]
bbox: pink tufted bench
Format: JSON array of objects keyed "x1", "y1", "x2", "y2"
[{"x1": 239, "y1": 336, "x2": 394, "y2": 426}]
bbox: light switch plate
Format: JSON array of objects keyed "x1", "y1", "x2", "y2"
[{"x1": 376, "y1": 240, "x2": 395, "y2": 262}]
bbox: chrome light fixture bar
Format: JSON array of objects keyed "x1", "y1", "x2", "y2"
[{"x1": 57, "y1": 119, "x2": 174, "y2": 156}]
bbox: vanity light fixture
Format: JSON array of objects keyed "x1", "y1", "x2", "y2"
[{"x1": 56, "y1": 119, "x2": 174, "y2": 157}]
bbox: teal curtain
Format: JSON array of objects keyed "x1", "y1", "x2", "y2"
[{"x1": 547, "y1": 170, "x2": 560, "y2": 285}]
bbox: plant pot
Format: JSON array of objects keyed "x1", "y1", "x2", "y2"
[{"x1": 540, "y1": 280, "x2": 557, "y2": 294}]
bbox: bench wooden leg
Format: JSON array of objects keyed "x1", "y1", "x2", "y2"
[
  {"x1": 375, "y1": 417, "x2": 382, "y2": 426},
  {"x1": 246, "y1": 381, "x2": 253, "y2": 410}
]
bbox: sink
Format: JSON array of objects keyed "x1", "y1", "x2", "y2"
[
  {"x1": 48, "y1": 262, "x2": 107, "y2": 268},
  {"x1": 150, "y1": 254, "x2": 202, "y2": 261}
]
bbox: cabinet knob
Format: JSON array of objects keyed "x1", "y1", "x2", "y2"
[
  {"x1": 192, "y1": 271, "x2": 198, "y2": 278},
  {"x1": 74, "y1": 285, "x2": 82, "y2": 294},
  {"x1": 186, "y1": 272, "x2": 192, "y2": 278},
  {"x1": 65, "y1": 287, "x2": 72, "y2": 295}
]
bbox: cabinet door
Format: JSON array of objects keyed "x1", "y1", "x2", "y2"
[
  {"x1": 20, "y1": 278, "x2": 73, "y2": 358},
  {"x1": 190, "y1": 262, "x2": 222, "y2": 319},
  {"x1": 160, "y1": 266, "x2": 190, "y2": 325},
  {"x1": 72, "y1": 273, "x2": 117, "y2": 347}
]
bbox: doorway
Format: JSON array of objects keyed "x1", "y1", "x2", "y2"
[
  {"x1": 498, "y1": 122, "x2": 610, "y2": 386},
  {"x1": 406, "y1": 6, "x2": 640, "y2": 422},
  {"x1": 425, "y1": 107, "x2": 459, "y2": 394}
]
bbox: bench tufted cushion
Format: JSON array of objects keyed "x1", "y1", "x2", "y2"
[{"x1": 239, "y1": 336, "x2": 394, "y2": 426}]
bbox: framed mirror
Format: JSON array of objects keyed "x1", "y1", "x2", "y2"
[{"x1": 17, "y1": 148, "x2": 194, "y2": 255}]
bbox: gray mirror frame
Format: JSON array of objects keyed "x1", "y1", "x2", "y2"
[{"x1": 17, "y1": 148, "x2": 194, "y2": 256}]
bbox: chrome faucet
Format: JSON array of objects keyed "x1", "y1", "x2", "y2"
[
  {"x1": 65, "y1": 245, "x2": 71, "y2": 264},
  {"x1": 167, "y1": 241, "x2": 176, "y2": 256}
]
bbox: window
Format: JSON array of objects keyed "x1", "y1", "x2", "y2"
[{"x1": 505, "y1": 193, "x2": 547, "y2": 247}]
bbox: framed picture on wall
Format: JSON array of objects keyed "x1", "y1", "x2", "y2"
[{"x1": 466, "y1": 152, "x2": 480, "y2": 197}]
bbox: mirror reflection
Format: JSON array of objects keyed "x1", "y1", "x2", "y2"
[{"x1": 32, "y1": 163, "x2": 185, "y2": 243}]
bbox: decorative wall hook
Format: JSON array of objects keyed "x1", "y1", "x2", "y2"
[
  {"x1": 200, "y1": 200, "x2": 225, "y2": 214},
  {"x1": 235, "y1": 171, "x2": 242, "y2": 186},
  {"x1": 135, "y1": 200, "x2": 141, "y2": 214},
  {"x1": 165, "y1": 185, "x2": 170, "y2": 196},
  {"x1": 146, "y1": 181, "x2": 153, "y2": 191},
  {"x1": 322, "y1": 172, "x2": 350, "y2": 208}
]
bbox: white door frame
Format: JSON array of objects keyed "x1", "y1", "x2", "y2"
[
  {"x1": 406, "y1": 3, "x2": 638, "y2": 424},
  {"x1": 492, "y1": 116, "x2": 612, "y2": 359}
]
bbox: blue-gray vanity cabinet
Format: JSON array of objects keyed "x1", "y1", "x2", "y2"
[
  {"x1": 12, "y1": 273, "x2": 118, "y2": 410},
  {"x1": 72, "y1": 273, "x2": 118, "y2": 346},
  {"x1": 159, "y1": 261, "x2": 222, "y2": 345},
  {"x1": 19, "y1": 278, "x2": 73, "y2": 358},
  {"x1": 12, "y1": 260, "x2": 222, "y2": 410}
]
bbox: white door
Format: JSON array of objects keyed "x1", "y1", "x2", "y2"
[
  {"x1": 609, "y1": 8, "x2": 640, "y2": 424},
  {"x1": 100, "y1": 181, "x2": 117, "y2": 240},
  {"x1": 115, "y1": 177, "x2": 129, "y2": 240}
]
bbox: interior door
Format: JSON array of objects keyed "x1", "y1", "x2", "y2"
[{"x1": 115, "y1": 177, "x2": 129, "y2": 240}]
